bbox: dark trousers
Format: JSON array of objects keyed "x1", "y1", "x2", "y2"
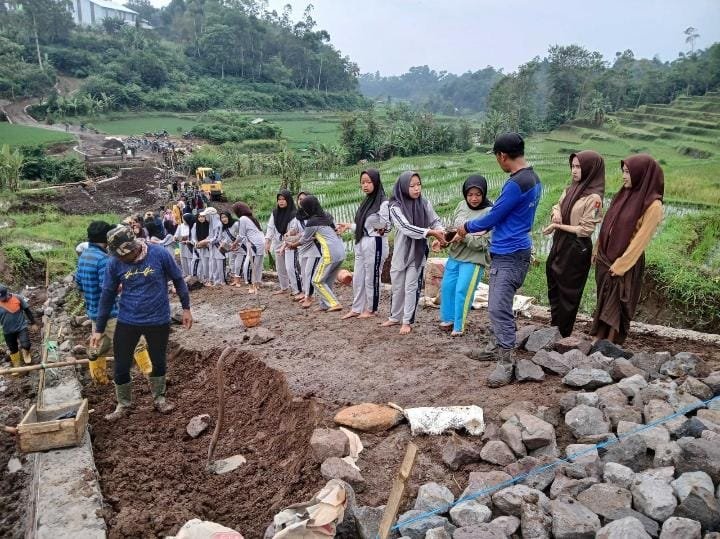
[
  {"x1": 3, "y1": 328, "x2": 30, "y2": 354},
  {"x1": 113, "y1": 322, "x2": 170, "y2": 385},
  {"x1": 488, "y1": 249, "x2": 532, "y2": 349}
]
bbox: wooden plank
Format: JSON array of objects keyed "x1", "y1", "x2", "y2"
[{"x1": 377, "y1": 442, "x2": 418, "y2": 539}]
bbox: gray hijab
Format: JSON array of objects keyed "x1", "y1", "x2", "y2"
[{"x1": 390, "y1": 170, "x2": 433, "y2": 268}]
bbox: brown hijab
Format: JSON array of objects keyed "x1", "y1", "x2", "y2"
[
  {"x1": 597, "y1": 154, "x2": 664, "y2": 263},
  {"x1": 561, "y1": 150, "x2": 605, "y2": 224}
]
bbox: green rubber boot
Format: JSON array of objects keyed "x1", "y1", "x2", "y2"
[
  {"x1": 149, "y1": 376, "x2": 175, "y2": 414},
  {"x1": 105, "y1": 382, "x2": 132, "y2": 421}
]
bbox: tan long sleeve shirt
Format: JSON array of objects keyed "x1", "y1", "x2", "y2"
[
  {"x1": 551, "y1": 190, "x2": 603, "y2": 237},
  {"x1": 609, "y1": 200, "x2": 664, "y2": 276}
]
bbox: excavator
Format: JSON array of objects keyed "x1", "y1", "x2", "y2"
[{"x1": 195, "y1": 167, "x2": 227, "y2": 201}]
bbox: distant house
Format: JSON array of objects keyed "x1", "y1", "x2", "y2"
[{"x1": 70, "y1": 0, "x2": 138, "y2": 27}]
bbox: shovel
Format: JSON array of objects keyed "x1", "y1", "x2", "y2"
[{"x1": 206, "y1": 347, "x2": 246, "y2": 474}]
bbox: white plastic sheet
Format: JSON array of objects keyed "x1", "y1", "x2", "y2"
[{"x1": 405, "y1": 405, "x2": 485, "y2": 436}]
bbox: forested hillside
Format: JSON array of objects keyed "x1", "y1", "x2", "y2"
[
  {"x1": 360, "y1": 40, "x2": 720, "y2": 137},
  {"x1": 0, "y1": 0, "x2": 367, "y2": 113}
]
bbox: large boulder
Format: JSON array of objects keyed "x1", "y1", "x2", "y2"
[{"x1": 333, "y1": 403, "x2": 404, "y2": 432}]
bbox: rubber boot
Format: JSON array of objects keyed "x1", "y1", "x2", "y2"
[
  {"x1": 150, "y1": 376, "x2": 174, "y2": 414},
  {"x1": 10, "y1": 352, "x2": 22, "y2": 376},
  {"x1": 467, "y1": 337, "x2": 498, "y2": 361},
  {"x1": 21, "y1": 349, "x2": 32, "y2": 365},
  {"x1": 486, "y1": 348, "x2": 515, "y2": 388},
  {"x1": 105, "y1": 383, "x2": 133, "y2": 421}
]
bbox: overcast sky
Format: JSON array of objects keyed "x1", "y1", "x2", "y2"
[{"x1": 148, "y1": 0, "x2": 720, "y2": 75}]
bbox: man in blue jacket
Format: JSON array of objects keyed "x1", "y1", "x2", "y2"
[
  {"x1": 91, "y1": 225, "x2": 193, "y2": 421},
  {"x1": 454, "y1": 133, "x2": 542, "y2": 387}
]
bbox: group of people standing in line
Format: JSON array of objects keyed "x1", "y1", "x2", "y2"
[{"x1": 50, "y1": 132, "x2": 665, "y2": 421}]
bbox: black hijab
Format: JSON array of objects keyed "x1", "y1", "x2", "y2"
[
  {"x1": 301, "y1": 196, "x2": 335, "y2": 228},
  {"x1": 354, "y1": 169, "x2": 387, "y2": 243},
  {"x1": 195, "y1": 216, "x2": 210, "y2": 242},
  {"x1": 272, "y1": 189, "x2": 296, "y2": 235},
  {"x1": 462, "y1": 175, "x2": 493, "y2": 210},
  {"x1": 220, "y1": 210, "x2": 236, "y2": 231},
  {"x1": 390, "y1": 171, "x2": 434, "y2": 268},
  {"x1": 182, "y1": 213, "x2": 195, "y2": 227}
]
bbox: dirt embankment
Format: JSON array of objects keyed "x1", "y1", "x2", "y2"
[
  {"x1": 83, "y1": 347, "x2": 324, "y2": 539},
  {"x1": 76, "y1": 283, "x2": 720, "y2": 537}
]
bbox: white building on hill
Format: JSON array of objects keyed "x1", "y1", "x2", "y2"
[{"x1": 70, "y1": 0, "x2": 138, "y2": 27}]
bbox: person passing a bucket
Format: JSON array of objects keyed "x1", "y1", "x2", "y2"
[{"x1": 92, "y1": 225, "x2": 192, "y2": 421}]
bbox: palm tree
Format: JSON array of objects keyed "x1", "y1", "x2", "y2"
[{"x1": 684, "y1": 27, "x2": 700, "y2": 54}]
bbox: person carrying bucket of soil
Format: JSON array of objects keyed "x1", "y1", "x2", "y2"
[
  {"x1": 452, "y1": 133, "x2": 542, "y2": 387},
  {"x1": 92, "y1": 225, "x2": 193, "y2": 421},
  {"x1": 0, "y1": 284, "x2": 38, "y2": 372},
  {"x1": 75, "y1": 221, "x2": 154, "y2": 385},
  {"x1": 433, "y1": 175, "x2": 493, "y2": 337}
]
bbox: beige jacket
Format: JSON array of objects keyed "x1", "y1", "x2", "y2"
[{"x1": 551, "y1": 190, "x2": 603, "y2": 237}]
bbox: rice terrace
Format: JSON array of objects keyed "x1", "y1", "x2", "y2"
[{"x1": 0, "y1": 1, "x2": 719, "y2": 538}]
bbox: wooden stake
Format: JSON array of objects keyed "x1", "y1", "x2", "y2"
[
  {"x1": 377, "y1": 441, "x2": 418, "y2": 539},
  {"x1": 0, "y1": 357, "x2": 114, "y2": 376}
]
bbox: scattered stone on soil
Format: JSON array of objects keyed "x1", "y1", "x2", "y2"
[
  {"x1": 185, "y1": 414, "x2": 211, "y2": 438},
  {"x1": 524, "y1": 326, "x2": 562, "y2": 352},
  {"x1": 309, "y1": 428, "x2": 349, "y2": 462},
  {"x1": 441, "y1": 434, "x2": 482, "y2": 470},
  {"x1": 414, "y1": 482, "x2": 454, "y2": 513},
  {"x1": 515, "y1": 359, "x2": 545, "y2": 382},
  {"x1": 320, "y1": 457, "x2": 365, "y2": 491}
]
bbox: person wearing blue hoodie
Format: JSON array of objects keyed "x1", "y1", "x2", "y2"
[
  {"x1": 454, "y1": 133, "x2": 542, "y2": 387},
  {"x1": 92, "y1": 225, "x2": 193, "y2": 421}
]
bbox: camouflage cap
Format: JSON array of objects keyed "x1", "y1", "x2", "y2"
[{"x1": 106, "y1": 225, "x2": 139, "y2": 256}]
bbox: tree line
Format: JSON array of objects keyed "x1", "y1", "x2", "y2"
[
  {"x1": 0, "y1": 0, "x2": 365, "y2": 113},
  {"x1": 360, "y1": 35, "x2": 720, "y2": 137}
]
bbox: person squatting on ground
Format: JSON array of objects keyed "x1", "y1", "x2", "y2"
[
  {"x1": 338, "y1": 169, "x2": 391, "y2": 320},
  {"x1": 0, "y1": 284, "x2": 38, "y2": 371},
  {"x1": 230, "y1": 202, "x2": 266, "y2": 293},
  {"x1": 591, "y1": 154, "x2": 664, "y2": 345},
  {"x1": 383, "y1": 171, "x2": 446, "y2": 335},
  {"x1": 543, "y1": 151, "x2": 605, "y2": 338},
  {"x1": 436, "y1": 175, "x2": 493, "y2": 336},
  {"x1": 292, "y1": 192, "x2": 322, "y2": 308},
  {"x1": 75, "y1": 221, "x2": 153, "y2": 385},
  {"x1": 454, "y1": 133, "x2": 542, "y2": 387},
  {"x1": 266, "y1": 189, "x2": 302, "y2": 297},
  {"x1": 92, "y1": 225, "x2": 193, "y2": 421},
  {"x1": 286, "y1": 195, "x2": 346, "y2": 312}
]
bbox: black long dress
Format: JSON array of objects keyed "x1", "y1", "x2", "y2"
[{"x1": 546, "y1": 230, "x2": 592, "y2": 337}]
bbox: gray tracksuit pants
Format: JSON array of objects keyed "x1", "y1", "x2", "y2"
[
  {"x1": 351, "y1": 236, "x2": 387, "y2": 314},
  {"x1": 389, "y1": 262, "x2": 425, "y2": 324}
]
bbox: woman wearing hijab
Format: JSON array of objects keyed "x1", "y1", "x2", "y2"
[
  {"x1": 191, "y1": 211, "x2": 210, "y2": 282},
  {"x1": 202, "y1": 207, "x2": 225, "y2": 286},
  {"x1": 174, "y1": 213, "x2": 195, "y2": 277},
  {"x1": 436, "y1": 175, "x2": 493, "y2": 336},
  {"x1": 265, "y1": 189, "x2": 302, "y2": 296},
  {"x1": 543, "y1": 151, "x2": 605, "y2": 338},
  {"x1": 293, "y1": 192, "x2": 322, "y2": 307},
  {"x1": 337, "y1": 169, "x2": 391, "y2": 320},
  {"x1": 220, "y1": 211, "x2": 239, "y2": 285},
  {"x1": 591, "y1": 154, "x2": 664, "y2": 345},
  {"x1": 286, "y1": 196, "x2": 345, "y2": 312},
  {"x1": 231, "y1": 202, "x2": 266, "y2": 293},
  {"x1": 383, "y1": 171, "x2": 446, "y2": 335}
]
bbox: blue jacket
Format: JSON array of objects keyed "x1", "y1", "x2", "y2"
[
  {"x1": 465, "y1": 167, "x2": 542, "y2": 255},
  {"x1": 75, "y1": 243, "x2": 118, "y2": 322},
  {"x1": 96, "y1": 244, "x2": 190, "y2": 333}
]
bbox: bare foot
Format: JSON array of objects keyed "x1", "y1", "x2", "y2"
[
  {"x1": 272, "y1": 289, "x2": 286, "y2": 296},
  {"x1": 247, "y1": 286, "x2": 257, "y2": 294},
  {"x1": 451, "y1": 330, "x2": 463, "y2": 337},
  {"x1": 357, "y1": 311, "x2": 376, "y2": 319},
  {"x1": 300, "y1": 299, "x2": 313, "y2": 309},
  {"x1": 341, "y1": 311, "x2": 360, "y2": 320},
  {"x1": 399, "y1": 324, "x2": 412, "y2": 335},
  {"x1": 293, "y1": 293, "x2": 305, "y2": 301},
  {"x1": 381, "y1": 320, "x2": 399, "y2": 327},
  {"x1": 327, "y1": 305, "x2": 343, "y2": 313},
  {"x1": 312, "y1": 306, "x2": 328, "y2": 312}
]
